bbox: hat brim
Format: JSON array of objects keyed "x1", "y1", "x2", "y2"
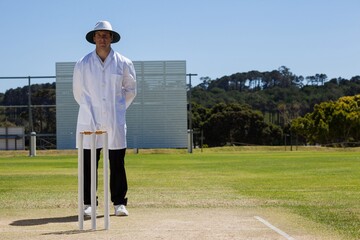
[{"x1": 86, "y1": 30, "x2": 121, "y2": 44}]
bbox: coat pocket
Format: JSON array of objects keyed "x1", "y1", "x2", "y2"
[
  {"x1": 77, "y1": 105, "x2": 94, "y2": 126},
  {"x1": 110, "y1": 74, "x2": 124, "y2": 96}
]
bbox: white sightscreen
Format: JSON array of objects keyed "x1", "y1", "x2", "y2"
[{"x1": 56, "y1": 60, "x2": 187, "y2": 149}]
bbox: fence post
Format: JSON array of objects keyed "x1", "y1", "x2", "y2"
[{"x1": 30, "y1": 132, "x2": 36, "y2": 157}]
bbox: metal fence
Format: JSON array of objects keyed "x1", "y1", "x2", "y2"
[{"x1": 0, "y1": 76, "x2": 56, "y2": 151}]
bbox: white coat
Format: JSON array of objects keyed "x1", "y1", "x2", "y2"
[{"x1": 73, "y1": 49, "x2": 137, "y2": 149}]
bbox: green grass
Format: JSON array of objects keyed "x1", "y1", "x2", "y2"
[{"x1": 0, "y1": 147, "x2": 359, "y2": 238}]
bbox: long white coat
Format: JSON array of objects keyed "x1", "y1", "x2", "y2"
[{"x1": 73, "y1": 49, "x2": 137, "y2": 149}]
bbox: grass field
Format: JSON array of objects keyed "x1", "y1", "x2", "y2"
[{"x1": 0, "y1": 147, "x2": 359, "y2": 239}]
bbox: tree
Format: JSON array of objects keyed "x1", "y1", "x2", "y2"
[
  {"x1": 291, "y1": 95, "x2": 360, "y2": 145},
  {"x1": 202, "y1": 103, "x2": 282, "y2": 146},
  {"x1": 0, "y1": 83, "x2": 56, "y2": 133},
  {"x1": 198, "y1": 76, "x2": 212, "y2": 90}
]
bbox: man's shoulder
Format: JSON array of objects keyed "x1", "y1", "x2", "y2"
[
  {"x1": 74, "y1": 52, "x2": 95, "y2": 71},
  {"x1": 77, "y1": 51, "x2": 94, "y2": 64},
  {"x1": 113, "y1": 51, "x2": 133, "y2": 65}
]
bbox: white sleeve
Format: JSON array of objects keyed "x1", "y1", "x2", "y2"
[
  {"x1": 123, "y1": 61, "x2": 137, "y2": 109},
  {"x1": 72, "y1": 61, "x2": 82, "y2": 105}
]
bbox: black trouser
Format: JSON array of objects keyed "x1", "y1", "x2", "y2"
[{"x1": 83, "y1": 148, "x2": 128, "y2": 206}]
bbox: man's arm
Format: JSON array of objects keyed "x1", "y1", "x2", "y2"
[
  {"x1": 73, "y1": 62, "x2": 82, "y2": 104},
  {"x1": 123, "y1": 61, "x2": 137, "y2": 109}
]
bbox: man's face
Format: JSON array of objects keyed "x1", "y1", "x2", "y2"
[{"x1": 93, "y1": 31, "x2": 112, "y2": 49}]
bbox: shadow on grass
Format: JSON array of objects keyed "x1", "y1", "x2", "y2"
[
  {"x1": 10, "y1": 215, "x2": 108, "y2": 235},
  {"x1": 41, "y1": 229, "x2": 100, "y2": 235},
  {"x1": 10, "y1": 215, "x2": 78, "y2": 226},
  {"x1": 10, "y1": 215, "x2": 105, "y2": 226}
]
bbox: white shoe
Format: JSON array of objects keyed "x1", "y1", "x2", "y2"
[
  {"x1": 84, "y1": 205, "x2": 92, "y2": 216},
  {"x1": 114, "y1": 205, "x2": 128, "y2": 216}
]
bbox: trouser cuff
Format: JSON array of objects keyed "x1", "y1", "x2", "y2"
[{"x1": 114, "y1": 198, "x2": 127, "y2": 206}]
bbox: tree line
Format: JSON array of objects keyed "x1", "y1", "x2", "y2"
[
  {"x1": 1, "y1": 66, "x2": 360, "y2": 147},
  {"x1": 0, "y1": 83, "x2": 56, "y2": 134},
  {"x1": 291, "y1": 95, "x2": 360, "y2": 147},
  {"x1": 190, "y1": 66, "x2": 360, "y2": 147}
]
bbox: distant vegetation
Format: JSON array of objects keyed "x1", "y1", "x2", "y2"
[
  {"x1": 0, "y1": 82, "x2": 56, "y2": 134},
  {"x1": 1, "y1": 66, "x2": 360, "y2": 147},
  {"x1": 190, "y1": 66, "x2": 360, "y2": 147}
]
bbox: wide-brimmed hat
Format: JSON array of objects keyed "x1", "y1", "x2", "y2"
[{"x1": 86, "y1": 21, "x2": 121, "y2": 44}]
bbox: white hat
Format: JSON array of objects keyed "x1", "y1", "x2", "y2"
[{"x1": 86, "y1": 21, "x2": 121, "y2": 44}]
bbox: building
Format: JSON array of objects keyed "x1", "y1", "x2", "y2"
[
  {"x1": 56, "y1": 60, "x2": 187, "y2": 149},
  {"x1": 0, "y1": 127, "x2": 25, "y2": 150}
]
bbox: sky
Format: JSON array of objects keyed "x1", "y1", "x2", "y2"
[{"x1": 0, "y1": 0, "x2": 359, "y2": 92}]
